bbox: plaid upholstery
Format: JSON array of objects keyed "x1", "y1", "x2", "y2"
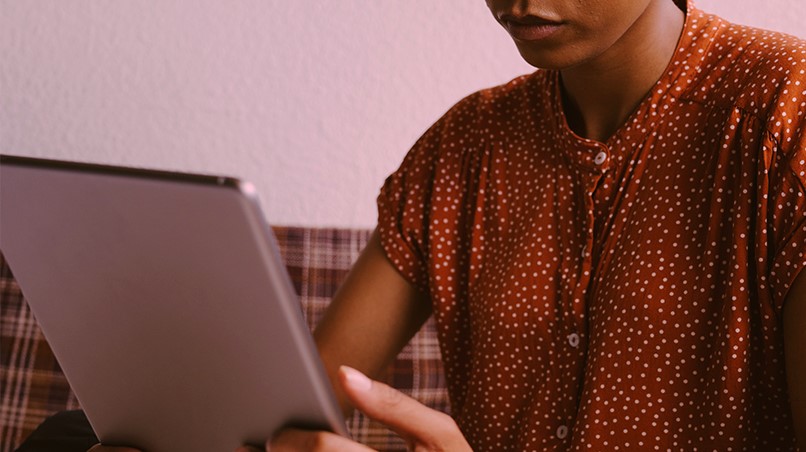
[
  {"x1": 1, "y1": 257, "x2": 82, "y2": 451},
  {"x1": 0, "y1": 226, "x2": 448, "y2": 452}
]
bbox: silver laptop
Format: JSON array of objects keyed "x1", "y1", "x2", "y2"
[{"x1": 0, "y1": 155, "x2": 348, "y2": 452}]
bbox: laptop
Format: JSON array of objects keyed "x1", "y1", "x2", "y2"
[{"x1": 0, "y1": 155, "x2": 348, "y2": 452}]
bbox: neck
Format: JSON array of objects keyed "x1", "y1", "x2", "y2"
[{"x1": 560, "y1": 0, "x2": 685, "y2": 142}]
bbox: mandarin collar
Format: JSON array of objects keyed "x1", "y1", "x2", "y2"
[{"x1": 545, "y1": 0, "x2": 717, "y2": 170}]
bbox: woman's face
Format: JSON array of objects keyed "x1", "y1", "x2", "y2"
[{"x1": 485, "y1": 0, "x2": 665, "y2": 70}]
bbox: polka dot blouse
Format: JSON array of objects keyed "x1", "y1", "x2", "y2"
[{"x1": 377, "y1": 1, "x2": 806, "y2": 450}]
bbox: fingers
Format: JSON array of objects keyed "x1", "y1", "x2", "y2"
[
  {"x1": 257, "y1": 366, "x2": 467, "y2": 452},
  {"x1": 269, "y1": 428, "x2": 375, "y2": 452},
  {"x1": 338, "y1": 366, "x2": 467, "y2": 450}
]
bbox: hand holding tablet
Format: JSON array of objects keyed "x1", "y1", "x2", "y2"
[
  {"x1": 267, "y1": 367, "x2": 470, "y2": 452},
  {"x1": 1, "y1": 156, "x2": 348, "y2": 452}
]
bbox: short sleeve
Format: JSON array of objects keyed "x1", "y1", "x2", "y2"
[{"x1": 376, "y1": 121, "x2": 444, "y2": 294}]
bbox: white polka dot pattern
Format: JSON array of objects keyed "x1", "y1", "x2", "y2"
[{"x1": 377, "y1": 2, "x2": 806, "y2": 450}]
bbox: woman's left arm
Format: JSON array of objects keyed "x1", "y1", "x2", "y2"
[{"x1": 784, "y1": 269, "x2": 806, "y2": 448}]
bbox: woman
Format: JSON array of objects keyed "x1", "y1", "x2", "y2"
[
  {"x1": 36, "y1": 0, "x2": 806, "y2": 450},
  {"x1": 266, "y1": 0, "x2": 806, "y2": 449}
]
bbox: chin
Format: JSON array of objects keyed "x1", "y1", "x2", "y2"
[
  {"x1": 513, "y1": 34, "x2": 621, "y2": 72},
  {"x1": 514, "y1": 46, "x2": 583, "y2": 71}
]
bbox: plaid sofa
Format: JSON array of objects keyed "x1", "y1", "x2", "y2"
[{"x1": 0, "y1": 226, "x2": 449, "y2": 452}]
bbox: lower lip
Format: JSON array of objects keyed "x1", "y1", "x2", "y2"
[{"x1": 505, "y1": 22, "x2": 563, "y2": 41}]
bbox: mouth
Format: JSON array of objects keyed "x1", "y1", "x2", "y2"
[{"x1": 499, "y1": 14, "x2": 564, "y2": 41}]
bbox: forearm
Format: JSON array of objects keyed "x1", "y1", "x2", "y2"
[{"x1": 313, "y1": 229, "x2": 432, "y2": 415}]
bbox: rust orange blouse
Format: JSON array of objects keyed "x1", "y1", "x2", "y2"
[{"x1": 377, "y1": 1, "x2": 806, "y2": 450}]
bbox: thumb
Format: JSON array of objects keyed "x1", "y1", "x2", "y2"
[{"x1": 338, "y1": 366, "x2": 463, "y2": 448}]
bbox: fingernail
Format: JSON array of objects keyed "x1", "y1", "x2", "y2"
[{"x1": 341, "y1": 365, "x2": 372, "y2": 392}]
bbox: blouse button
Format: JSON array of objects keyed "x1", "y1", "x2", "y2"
[
  {"x1": 567, "y1": 333, "x2": 580, "y2": 348},
  {"x1": 594, "y1": 151, "x2": 607, "y2": 165},
  {"x1": 556, "y1": 425, "x2": 569, "y2": 439}
]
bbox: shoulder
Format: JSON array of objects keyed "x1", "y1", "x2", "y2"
[
  {"x1": 404, "y1": 71, "x2": 549, "y2": 161},
  {"x1": 682, "y1": 11, "x2": 806, "y2": 134},
  {"x1": 385, "y1": 71, "x2": 552, "y2": 195},
  {"x1": 436, "y1": 71, "x2": 547, "y2": 127}
]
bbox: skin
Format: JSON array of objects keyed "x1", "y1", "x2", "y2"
[
  {"x1": 264, "y1": 366, "x2": 471, "y2": 452},
  {"x1": 88, "y1": 0, "x2": 806, "y2": 449},
  {"x1": 485, "y1": 0, "x2": 685, "y2": 142},
  {"x1": 310, "y1": 231, "x2": 432, "y2": 413},
  {"x1": 785, "y1": 271, "x2": 806, "y2": 447}
]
